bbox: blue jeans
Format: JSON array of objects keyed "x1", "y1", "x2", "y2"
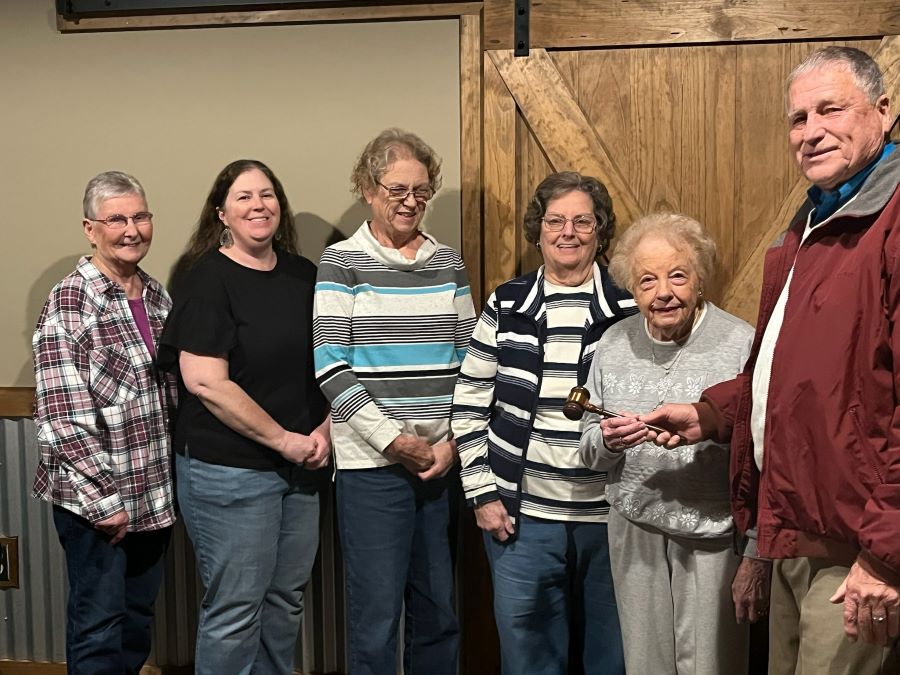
[
  {"x1": 484, "y1": 514, "x2": 625, "y2": 675},
  {"x1": 52, "y1": 505, "x2": 170, "y2": 675},
  {"x1": 336, "y1": 465, "x2": 459, "y2": 675},
  {"x1": 176, "y1": 451, "x2": 320, "y2": 675}
]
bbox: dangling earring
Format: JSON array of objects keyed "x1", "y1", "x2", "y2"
[{"x1": 219, "y1": 225, "x2": 233, "y2": 248}]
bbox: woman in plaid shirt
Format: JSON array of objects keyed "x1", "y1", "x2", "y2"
[{"x1": 32, "y1": 171, "x2": 176, "y2": 674}]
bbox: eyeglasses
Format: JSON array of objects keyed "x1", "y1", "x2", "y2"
[
  {"x1": 376, "y1": 181, "x2": 434, "y2": 203},
  {"x1": 88, "y1": 212, "x2": 153, "y2": 229},
  {"x1": 542, "y1": 214, "x2": 597, "y2": 233}
]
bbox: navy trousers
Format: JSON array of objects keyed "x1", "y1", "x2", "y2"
[{"x1": 53, "y1": 506, "x2": 170, "y2": 675}]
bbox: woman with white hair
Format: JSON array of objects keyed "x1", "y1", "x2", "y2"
[{"x1": 579, "y1": 213, "x2": 770, "y2": 675}]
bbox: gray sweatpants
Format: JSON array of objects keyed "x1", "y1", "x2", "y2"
[{"x1": 608, "y1": 509, "x2": 748, "y2": 675}]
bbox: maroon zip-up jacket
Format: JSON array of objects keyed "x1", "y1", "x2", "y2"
[{"x1": 697, "y1": 148, "x2": 900, "y2": 576}]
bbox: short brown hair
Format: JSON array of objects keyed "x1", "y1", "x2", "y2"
[{"x1": 523, "y1": 172, "x2": 616, "y2": 255}]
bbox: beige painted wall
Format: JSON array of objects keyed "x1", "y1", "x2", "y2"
[{"x1": 0, "y1": 1, "x2": 461, "y2": 386}]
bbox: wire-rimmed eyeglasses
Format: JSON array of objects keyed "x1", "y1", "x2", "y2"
[
  {"x1": 88, "y1": 212, "x2": 154, "y2": 229},
  {"x1": 376, "y1": 181, "x2": 434, "y2": 203},
  {"x1": 542, "y1": 214, "x2": 597, "y2": 233}
]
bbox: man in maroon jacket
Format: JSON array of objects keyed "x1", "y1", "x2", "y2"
[{"x1": 640, "y1": 47, "x2": 899, "y2": 673}]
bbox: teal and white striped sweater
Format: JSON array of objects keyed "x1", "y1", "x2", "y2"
[{"x1": 313, "y1": 221, "x2": 476, "y2": 469}]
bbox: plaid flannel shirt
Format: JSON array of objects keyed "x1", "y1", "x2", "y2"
[{"x1": 32, "y1": 256, "x2": 177, "y2": 531}]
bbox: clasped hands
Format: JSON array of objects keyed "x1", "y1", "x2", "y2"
[
  {"x1": 278, "y1": 428, "x2": 331, "y2": 469},
  {"x1": 384, "y1": 433, "x2": 457, "y2": 481}
]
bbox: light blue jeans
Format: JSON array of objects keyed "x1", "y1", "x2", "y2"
[
  {"x1": 176, "y1": 451, "x2": 320, "y2": 675},
  {"x1": 484, "y1": 514, "x2": 625, "y2": 675}
]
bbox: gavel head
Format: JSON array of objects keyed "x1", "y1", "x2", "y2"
[{"x1": 563, "y1": 386, "x2": 592, "y2": 421}]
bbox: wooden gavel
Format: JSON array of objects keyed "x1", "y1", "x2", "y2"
[{"x1": 563, "y1": 386, "x2": 665, "y2": 433}]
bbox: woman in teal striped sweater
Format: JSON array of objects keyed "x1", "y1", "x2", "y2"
[{"x1": 313, "y1": 129, "x2": 475, "y2": 675}]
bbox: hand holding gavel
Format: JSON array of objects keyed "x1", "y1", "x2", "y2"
[{"x1": 563, "y1": 386, "x2": 665, "y2": 433}]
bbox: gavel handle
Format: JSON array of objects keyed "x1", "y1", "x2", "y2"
[{"x1": 586, "y1": 403, "x2": 667, "y2": 434}]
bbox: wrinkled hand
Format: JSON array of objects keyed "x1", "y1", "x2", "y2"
[
  {"x1": 600, "y1": 414, "x2": 648, "y2": 451},
  {"x1": 304, "y1": 428, "x2": 332, "y2": 470},
  {"x1": 475, "y1": 500, "x2": 515, "y2": 542},
  {"x1": 733, "y1": 557, "x2": 772, "y2": 623},
  {"x1": 385, "y1": 434, "x2": 435, "y2": 474},
  {"x1": 639, "y1": 403, "x2": 703, "y2": 448},
  {"x1": 95, "y1": 510, "x2": 129, "y2": 545},
  {"x1": 830, "y1": 557, "x2": 900, "y2": 646},
  {"x1": 418, "y1": 440, "x2": 457, "y2": 481}
]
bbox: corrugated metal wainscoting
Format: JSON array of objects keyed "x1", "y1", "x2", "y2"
[{"x1": 0, "y1": 417, "x2": 348, "y2": 674}]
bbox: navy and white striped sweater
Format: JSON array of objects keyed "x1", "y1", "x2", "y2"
[{"x1": 451, "y1": 264, "x2": 636, "y2": 523}]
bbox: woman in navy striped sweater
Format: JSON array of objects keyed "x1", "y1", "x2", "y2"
[{"x1": 452, "y1": 172, "x2": 635, "y2": 675}]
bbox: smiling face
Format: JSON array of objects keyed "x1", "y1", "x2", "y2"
[
  {"x1": 632, "y1": 234, "x2": 702, "y2": 342},
  {"x1": 218, "y1": 168, "x2": 281, "y2": 252},
  {"x1": 788, "y1": 65, "x2": 891, "y2": 190},
  {"x1": 539, "y1": 189, "x2": 598, "y2": 285},
  {"x1": 83, "y1": 193, "x2": 152, "y2": 276},
  {"x1": 364, "y1": 157, "x2": 430, "y2": 245}
]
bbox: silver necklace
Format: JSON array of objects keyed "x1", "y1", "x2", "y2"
[{"x1": 650, "y1": 337, "x2": 687, "y2": 407}]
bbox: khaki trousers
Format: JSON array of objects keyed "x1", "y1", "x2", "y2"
[{"x1": 769, "y1": 557, "x2": 898, "y2": 675}]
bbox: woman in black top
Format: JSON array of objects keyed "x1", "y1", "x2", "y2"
[{"x1": 159, "y1": 160, "x2": 329, "y2": 675}]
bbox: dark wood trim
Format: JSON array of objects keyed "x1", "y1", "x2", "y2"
[
  {"x1": 57, "y1": 2, "x2": 483, "y2": 32},
  {"x1": 0, "y1": 663, "x2": 65, "y2": 675},
  {"x1": 0, "y1": 388, "x2": 34, "y2": 418}
]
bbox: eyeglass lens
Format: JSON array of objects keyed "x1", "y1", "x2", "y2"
[
  {"x1": 99, "y1": 212, "x2": 153, "y2": 228},
  {"x1": 380, "y1": 182, "x2": 433, "y2": 202},
  {"x1": 543, "y1": 215, "x2": 596, "y2": 232}
]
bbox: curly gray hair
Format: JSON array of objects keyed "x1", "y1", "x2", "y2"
[
  {"x1": 350, "y1": 128, "x2": 442, "y2": 197},
  {"x1": 608, "y1": 213, "x2": 717, "y2": 294}
]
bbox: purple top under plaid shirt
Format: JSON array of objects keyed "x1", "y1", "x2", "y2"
[{"x1": 32, "y1": 256, "x2": 177, "y2": 531}]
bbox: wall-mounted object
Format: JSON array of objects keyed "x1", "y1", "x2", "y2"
[{"x1": 0, "y1": 535, "x2": 19, "y2": 589}]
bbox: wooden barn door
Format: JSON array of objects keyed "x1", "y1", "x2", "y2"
[
  {"x1": 461, "y1": 3, "x2": 900, "y2": 673},
  {"x1": 479, "y1": 3, "x2": 899, "y2": 325}
]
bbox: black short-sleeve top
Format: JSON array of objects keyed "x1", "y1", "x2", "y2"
[{"x1": 158, "y1": 249, "x2": 326, "y2": 471}]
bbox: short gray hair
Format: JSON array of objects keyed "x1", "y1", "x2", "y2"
[
  {"x1": 787, "y1": 46, "x2": 885, "y2": 106},
  {"x1": 82, "y1": 171, "x2": 146, "y2": 219},
  {"x1": 608, "y1": 213, "x2": 717, "y2": 294}
]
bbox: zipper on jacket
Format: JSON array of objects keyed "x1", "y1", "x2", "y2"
[{"x1": 849, "y1": 406, "x2": 884, "y2": 484}]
